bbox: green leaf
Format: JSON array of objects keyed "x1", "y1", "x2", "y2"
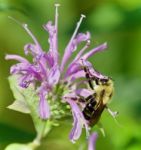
[
  {"x1": 7, "y1": 100, "x2": 30, "y2": 114},
  {"x1": 8, "y1": 75, "x2": 26, "y2": 102},
  {"x1": 8, "y1": 76, "x2": 30, "y2": 113},
  {"x1": 8, "y1": 75, "x2": 48, "y2": 135},
  {"x1": 22, "y1": 85, "x2": 47, "y2": 135},
  {"x1": 5, "y1": 143, "x2": 32, "y2": 150}
]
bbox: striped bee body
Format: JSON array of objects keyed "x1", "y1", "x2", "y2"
[{"x1": 82, "y1": 64, "x2": 114, "y2": 126}]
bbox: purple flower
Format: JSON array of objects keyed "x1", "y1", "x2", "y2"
[
  {"x1": 6, "y1": 4, "x2": 109, "y2": 144},
  {"x1": 88, "y1": 132, "x2": 98, "y2": 150},
  {"x1": 65, "y1": 99, "x2": 89, "y2": 143}
]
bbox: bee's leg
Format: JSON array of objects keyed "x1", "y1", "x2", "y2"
[
  {"x1": 78, "y1": 97, "x2": 86, "y2": 103},
  {"x1": 83, "y1": 110, "x2": 91, "y2": 120},
  {"x1": 81, "y1": 59, "x2": 95, "y2": 89},
  {"x1": 78, "y1": 92, "x2": 96, "y2": 102},
  {"x1": 83, "y1": 65, "x2": 94, "y2": 89},
  {"x1": 85, "y1": 94, "x2": 96, "y2": 101},
  {"x1": 82, "y1": 61, "x2": 100, "y2": 86},
  {"x1": 82, "y1": 94, "x2": 97, "y2": 120},
  {"x1": 91, "y1": 76, "x2": 99, "y2": 85},
  {"x1": 77, "y1": 94, "x2": 95, "y2": 103}
]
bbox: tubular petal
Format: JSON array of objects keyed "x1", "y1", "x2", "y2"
[
  {"x1": 65, "y1": 99, "x2": 89, "y2": 143},
  {"x1": 39, "y1": 90, "x2": 50, "y2": 119},
  {"x1": 61, "y1": 15, "x2": 86, "y2": 71},
  {"x1": 88, "y1": 132, "x2": 98, "y2": 150},
  {"x1": 82, "y1": 42, "x2": 107, "y2": 60},
  {"x1": 22, "y1": 24, "x2": 43, "y2": 54},
  {"x1": 5, "y1": 54, "x2": 29, "y2": 63}
]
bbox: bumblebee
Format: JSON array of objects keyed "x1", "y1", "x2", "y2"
[{"x1": 82, "y1": 64, "x2": 114, "y2": 126}]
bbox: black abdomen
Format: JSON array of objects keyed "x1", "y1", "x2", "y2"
[{"x1": 82, "y1": 96, "x2": 97, "y2": 120}]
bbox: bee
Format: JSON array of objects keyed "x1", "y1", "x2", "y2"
[{"x1": 82, "y1": 64, "x2": 114, "y2": 126}]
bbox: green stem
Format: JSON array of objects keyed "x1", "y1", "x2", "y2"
[
  {"x1": 29, "y1": 120, "x2": 52, "y2": 150},
  {"x1": 36, "y1": 120, "x2": 51, "y2": 141}
]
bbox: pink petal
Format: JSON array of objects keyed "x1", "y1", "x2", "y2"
[
  {"x1": 88, "y1": 132, "x2": 98, "y2": 150},
  {"x1": 65, "y1": 99, "x2": 89, "y2": 143},
  {"x1": 5, "y1": 54, "x2": 29, "y2": 63},
  {"x1": 39, "y1": 90, "x2": 50, "y2": 119},
  {"x1": 82, "y1": 42, "x2": 107, "y2": 60},
  {"x1": 61, "y1": 15, "x2": 86, "y2": 71}
]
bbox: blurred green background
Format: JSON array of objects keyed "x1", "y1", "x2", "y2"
[{"x1": 0, "y1": 0, "x2": 141, "y2": 149}]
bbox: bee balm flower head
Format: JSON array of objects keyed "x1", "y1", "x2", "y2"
[{"x1": 6, "y1": 4, "x2": 112, "y2": 147}]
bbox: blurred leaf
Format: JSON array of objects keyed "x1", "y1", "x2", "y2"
[
  {"x1": 88, "y1": 4, "x2": 124, "y2": 31},
  {"x1": 126, "y1": 144, "x2": 141, "y2": 150},
  {"x1": 0, "y1": 122, "x2": 34, "y2": 143},
  {"x1": 7, "y1": 100, "x2": 30, "y2": 114},
  {"x1": 116, "y1": 0, "x2": 141, "y2": 10},
  {"x1": 5, "y1": 143, "x2": 32, "y2": 150},
  {"x1": 0, "y1": 2, "x2": 27, "y2": 15},
  {"x1": 122, "y1": 8, "x2": 141, "y2": 29}
]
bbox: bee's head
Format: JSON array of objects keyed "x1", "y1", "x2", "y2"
[{"x1": 100, "y1": 77, "x2": 113, "y2": 86}]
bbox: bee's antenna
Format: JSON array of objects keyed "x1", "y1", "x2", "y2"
[{"x1": 106, "y1": 106, "x2": 123, "y2": 128}]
